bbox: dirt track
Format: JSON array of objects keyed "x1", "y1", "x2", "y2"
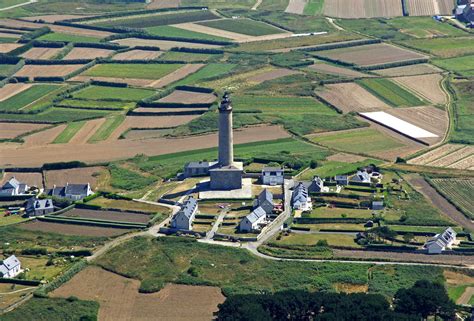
[{"x1": 0, "y1": 125, "x2": 290, "y2": 167}]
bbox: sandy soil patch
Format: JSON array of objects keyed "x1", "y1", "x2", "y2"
[
  {"x1": 393, "y1": 74, "x2": 447, "y2": 105},
  {"x1": 70, "y1": 75, "x2": 154, "y2": 87},
  {"x1": 315, "y1": 82, "x2": 390, "y2": 113},
  {"x1": 173, "y1": 22, "x2": 247, "y2": 41},
  {"x1": 0, "y1": 43, "x2": 21, "y2": 53},
  {"x1": 285, "y1": 0, "x2": 308, "y2": 14},
  {"x1": 112, "y1": 50, "x2": 163, "y2": 61},
  {"x1": 158, "y1": 90, "x2": 216, "y2": 104},
  {"x1": 20, "y1": 47, "x2": 62, "y2": 59},
  {"x1": 308, "y1": 63, "x2": 369, "y2": 78},
  {"x1": 0, "y1": 121, "x2": 48, "y2": 139},
  {"x1": 22, "y1": 124, "x2": 67, "y2": 146},
  {"x1": 62, "y1": 208, "x2": 150, "y2": 224},
  {"x1": 326, "y1": 153, "x2": 370, "y2": 163},
  {"x1": 0, "y1": 83, "x2": 33, "y2": 102},
  {"x1": 147, "y1": 0, "x2": 180, "y2": 9},
  {"x1": 19, "y1": 220, "x2": 127, "y2": 237},
  {"x1": 0, "y1": 125, "x2": 290, "y2": 167},
  {"x1": 64, "y1": 47, "x2": 115, "y2": 60},
  {"x1": 15, "y1": 64, "x2": 85, "y2": 78},
  {"x1": 44, "y1": 166, "x2": 105, "y2": 189},
  {"x1": 68, "y1": 118, "x2": 106, "y2": 145},
  {"x1": 22, "y1": 15, "x2": 94, "y2": 23},
  {"x1": 374, "y1": 63, "x2": 443, "y2": 76},
  {"x1": 1, "y1": 172, "x2": 43, "y2": 188},
  {"x1": 147, "y1": 63, "x2": 205, "y2": 88},
  {"x1": 324, "y1": 0, "x2": 403, "y2": 18},
  {"x1": 246, "y1": 68, "x2": 300, "y2": 83},
  {"x1": 112, "y1": 38, "x2": 222, "y2": 50},
  {"x1": 51, "y1": 266, "x2": 225, "y2": 321}
]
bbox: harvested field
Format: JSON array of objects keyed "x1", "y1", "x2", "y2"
[
  {"x1": 112, "y1": 50, "x2": 163, "y2": 60},
  {"x1": 315, "y1": 82, "x2": 390, "y2": 113},
  {"x1": 0, "y1": 172, "x2": 43, "y2": 188},
  {"x1": 316, "y1": 43, "x2": 427, "y2": 67},
  {"x1": 22, "y1": 124, "x2": 67, "y2": 146},
  {"x1": 51, "y1": 266, "x2": 225, "y2": 321},
  {"x1": 327, "y1": 153, "x2": 369, "y2": 163},
  {"x1": 44, "y1": 166, "x2": 105, "y2": 189},
  {"x1": 308, "y1": 63, "x2": 368, "y2": 78},
  {"x1": 22, "y1": 15, "x2": 94, "y2": 23},
  {"x1": 0, "y1": 125, "x2": 290, "y2": 167},
  {"x1": 324, "y1": 0, "x2": 403, "y2": 18},
  {"x1": 147, "y1": 63, "x2": 205, "y2": 88},
  {"x1": 20, "y1": 47, "x2": 62, "y2": 59},
  {"x1": 0, "y1": 122, "x2": 48, "y2": 139},
  {"x1": 430, "y1": 178, "x2": 474, "y2": 219},
  {"x1": 0, "y1": 43, "x2": 21, "y2": 53},
  {"x1": 393, "y1": 74, "x2": 447, "y2": 105},
  {"x1": 63, "y1": 47, "x2": 115, "y2": 60},
  {"x1": 285, "y1": 0, "x2": 308, "y2": 14},
  {"x1": 48, "y1": 24, "x2": 112, "y2": 38},
  {"x1": 436, "y1": 0, "x2": 455, "y2": 15},
  {"x1": 112, "y1": 38, "x2": 222, "y2": 50},
  {"x1": 406, "y1": 0, "x2": 435, "y2": 16},
  {"x1": 14, "y1": 64, "x2": 85, "y2": 78},
  {"x1": 158, "y1": 90, "x2": 216, "y2": 104},
  {"x1": 62, "y1": 208, "x2": 150, "y2": 224},
  {"x1": 67, "y1": 118, "x2": 106, "y2": 144},
  {"x1": 147, "y1": 0, "x2": 180, "y2": 9},
  {"x1": 173, "y1": 22, "x2": 249, "y2": 42},
  {"x1": 18, "y1": 220, "x2": 127, "y2": 237},
  {"x1": 246, "y1": 68, "x2": 300, "y2": 83},
  {"x1": 448, "y1": 155, "x2": 474, "y2": 169},
  {"x1": 374, "y1": 63, "x2": 443, "y2": 76},
  {"x1": 408, "y1": 144, "x2": 465, "y2": 166},
  {"x1": 0, "y1": 32, "x2": 20, "y2": 39},
  {"x1": 132, "y1": 107, "x2": 203, "y2": 114},
  {"x1": 0, "y1": 83, "x2": 32, "y2": 102},
  {"x1": 124, "y1": 128, "x2": 173, "y2": 140},
  {"x1": 70, "y1": 75, "x2": 154, "y2": 87},
  {"x1": 426, "y1": 146, "x2": 473, "y2": 167}
]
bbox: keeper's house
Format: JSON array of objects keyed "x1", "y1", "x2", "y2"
[
  {"x1": 171, "y1": 196, "x2": 198, "y2": 231},
  {"x1": 261, "y1": 167, "x2": 284, "y2": 186},
  {"x1": 0, "y1": 255, "x2": 21, "y2": 278}
]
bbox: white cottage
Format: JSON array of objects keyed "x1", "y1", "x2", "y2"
[
  {"x1": 0, "y1": 255, "x2": 21, "y2": 278},
  {"x1": 239, "y1": 206, "x2": 266, "y2": 232},
  {"x1": 261, "y1": 167, "x2": 284, "y2": 186},
  {"x1": 171, "y1": 196, "x2": 198, "y2": 231},
  {"x1": 424, "y1": 227, "x2": 457, "y2": 254}
]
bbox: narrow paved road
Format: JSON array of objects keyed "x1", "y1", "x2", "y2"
[{"x1": 206, "y1": 208, "x2": 228, "y2": 240}]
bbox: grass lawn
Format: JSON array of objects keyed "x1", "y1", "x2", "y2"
[
  {"x1": 357, "y1": 78, "x2": 426, "y2": 107},
  {"x1": 145, "y1": 25, "x2": 230, "y2": 42},
  {"x1": 88, "y1": 196, "x2": 171, "y2": 215},
  {"x1": 84, "y1": 63, "x2": 183, "y2": 79},
  {"x1": 88, "y1": 115, "x2": 125, "y2": 143},
  {"x1": 299, "y1": 159, "x2": 381, "y2": 179},
  {"x1": 399, "y1": 37, "x2": 474, "y2": 58},
  {"x1": 272, "y1": 232, "x2": 360, "y2": 247},
  {"x1": 309, "y1": 128, "x2": 405, "y2": 154},
  {"x1": 198, "y1": 18, "x2": 284, "y2": 36},
  {"x1": 19, "y1": 256, "x2": 70, "y2": 281},
  {"x1": 303, "y1": 0, "x2": 324, "y2": 15},
  {"x1": 38, "y1": 32, "x2": 102, "y2": 43},
  {"x1": 432, "y1": 54, "x2": 474, "y2": 76},
  {"x1": 0, "y1": 107, "x2": 113, "y2": 123},
  {"x1": 0, "y1": 64, "x2": 17, "y2": 76},
  {"x1": 305, "y1": 207, "x2": 374, "y2": 219},
  {"x1": 173, "y1": 63, "x2": 236, "y2": 86},
  {"x1": 52, "y1": 121, "x2": 86, "y2": 144},
  {"x1": 0, "y1": 84, "x2": 59, "y2": 112},
  {"x1": 0, "y1": 214, "x2": 27, "y2": 226},
  {"x1": 73, "y1": 85, "x2": 155, "y2": 101}
]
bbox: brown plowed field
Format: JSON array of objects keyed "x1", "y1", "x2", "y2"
[
  {"x1": 315, "y1": 83, "x2": 390, "y2": 113},
  {"x1": 0, "y1": 18, "x2": 43, "y2": 29},
  {"x1": 0, "y1": 83, "x2": 33, "y2": 102},
  {"x1": 112, "y1": 50, "x2": 163, "y2": 60},
  {"x1": 19, "y1": 220, "x2": 127, "y2": 237},
  {"x1": 316, "y1": 43, "x2": 427, "y2": 67},
  {"x1": 147, "y1": 63, "x2": 205, "y2": 88},
  {"x1": 1, "y1": 172, "x2": 43, "y2": 188},
  {"x1": 22, "y1": 15, "x2": 94, "y2": 23},
  {"x1": 0, "y1": 32, "x2": 20, "y2": 39},
  {"x1": 308, "y1": 63, "x2": 369, "y2": 78},
  {"x1": 15, "y1": 64, "x2": 86, "y2": 78},
  {"x1": 48, "y1": 24, "x2": 112, "y2": 38},
  {"x1": 427, "y1": 146, "x2": 473, "y2": 167},
  {"x1": 408, "y1": 144, "x2": 464, "y2": 165},
  {"x1": 374, "y1": 63, "x2": 443, "y2": 76},
  {"x1": 20, "y1": 47, "x2": 62, "y2": 59},
  {"x1": 62, "y1": 208, "x2": 150, "y2": 224},
  {"x1": 324, "y1": 0, "x2": 403, "y2": 18},
  {"x1": 158, "y1": 90, "x2": 216, "y2": 104},
  {"x1": 112, "y1": 38, "x2": 222, "y2": 50},
  {"x1": 70, "y1": 75, "x2": 154, "y2": 87},
  {"x1": 68, "y1": 118, "x2": 106, "y2": 144},
  {"x1": 23, "y1": 124, "x2": 67, "y2": 146},
  {"x1": 407, "y1": 0, "x2": 436, "y2": 16},
  {"x1": 0, "y1": 125, "x2": 290, "y2": 167},
  {"x1": 393, "y1": 74, "x2": 447, "y2": 105},
  {"x1": 0, "y1": 43, "x2": 21, "y2": 53},
  {"x1": 246, "y1": 68, "x2": 300, "y2": 83},
  {"x1": 64, "y1": 47, "x2": 115, "y2": 60},
  {"x1": 51, "y1": 266, "x2": 225, "y2": 321},
  {"x1": 44, "y1": 166, "x2": 105, "y2": 189},
  {"x1": 147, "y1": 0, "x2": 180, "y2": 9},
  {"x1": 285, "y1": 0, "x2": 308, "y2": 14},
  {"x1": 0, "y1": 122, "x2": 48, "y2": 139}
]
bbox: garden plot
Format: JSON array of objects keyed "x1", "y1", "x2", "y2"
[
  {"x1": 14, "y1": 64, "x2": 85, "y2": 78},
  {"x1": 158, "y1": 90, "x2": 216, "y2": 104},
  {"x1": 44, "y1": 166, "x2": 105, "y2": 189},
  {"x1": 18, "y1": 220, "x2": 127, "y2": 237},
  {"x1": 393, "y1": 74, "x2": 447, "y2": 105},
  {"x1": 0, "y1": 43, "x2": 21, "y2": 53},
  {"x1": 324, "y1": 0, "x2": 403, "y2": 18},
  {"x1": 20, "y1": 47, "x2": 62, "y2": 59},
  {"x1": 0, "y1": 172, "x2": 43, "y2": 188},
  {"x1": 307, "y1": 63, "x2": 369, "y2": 78},
  {"x1": 374, "y1": 63, "x2": 443, "y2": 77},
  {"x1": 0, "y1": 122, "x2": 48, "y2": 139},
  {"x1": 111, "y1": 38, "x2": 223, "y2": 50},
  {"x1": 316, "y1": 43, "x2": 427, "y2": 67},
  {"x1": 0, "y1": 83, "x2": 33, "y2": 102},
  {"x1": 112, "y1": 49, "x2": 163, "y2": 60},
  {"x1": 315, "y1": 83, "x2": 390, "y2": 113},
  {"x1": 61, "y1": 208, "x2": 151, "y2": 224},
  {"x1": 63, "y1": 47, "x2": 115, "y2": 60},
  {"x1": 359, "y1": 111, "x2": 439, "y2": 145},
  {"x1": 285, "y1": 0, "x2": 308, "y2": 14}
]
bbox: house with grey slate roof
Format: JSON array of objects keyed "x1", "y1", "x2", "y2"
[
  {"x1": 261, "y1": 167, "x2": 284, "y2": 186},
  {"x1": 0, "y1": 177, "x2": 29, "y2": 196},
  {"x1": 424, "y1": 227, "x2": 457, "y2": 254},
  {"x1": 291, "y1": 182, "x2": 312, "y2": 211},
  {"x1": 239, "y1": 206, "x2": 267, "y2": 232},
  {"x1": 184, "y1": 161, "x2": 218, "y2": 178},
  {"x1": 0, "y1": 255, "x2": 21, "y2": 278},
  {"x1": 25, "y1": 197, "x2": 54, "y2": 216},
  {"x1": 171, "y1": 196, "x2": 198, "y2": 230},
  {"x1": 47, "y1": 183, "x2": 93, "y2": 201},
  {"x1": 351, "y1": 170, "x2": 371, "y2": 183},
  {"x1": 335, "y1": 175, "x2": 349, "y2": 186},
  {"x1": 254, "y1": 189, "x2": 274, "y2": 215},
  {"x1": 308, "y1": 176, "x2": 324, "y2": 193}
]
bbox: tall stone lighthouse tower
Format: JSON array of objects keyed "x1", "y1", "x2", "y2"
[{"x1": 218, "y1": 92, "x2": 234, "y2": 167}]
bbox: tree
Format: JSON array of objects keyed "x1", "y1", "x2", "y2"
[
  {"x1": 394, "y1": 280, "x2": 456, "y2": 320},
  {"x1": 403, "y1": 233, "x2": 415, "y2": 244}
]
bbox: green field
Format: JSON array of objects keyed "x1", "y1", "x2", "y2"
[
  {"x1": 0, "y1": 84, "x2": 59, "y2": 112},
  {"x1": 451, "y1": 79, "x2": 474, "y2": 144},
  {"x1": 88, "y1": 115, "x2": 125, "y2": 143},
  {"x1": 0, "y1": 36, "x2": 17, "y2": 43},
  {"x1": 52, "y1": 121, "x2": 86, "y2": 144},
  {"x1": 0, "y1": 107, "x2": 112, "y2": 123},
  {"x1": 145, "y1": 25, "x2": 229, "y2": 42},
  {"x1": 38, "y1": 32, "x2": 102, "y2": 43},
  {"x1": 299, "y1": 159, "x2": 381, "y2": 179},
  {"x1": 158, "y1": 51, "x2": 216, "y2": 62},
  {"x1": 309, "y1": 128, "x2": 405, "y2": 154},
  {"x1": 430, "y1": 178, "x2": 474, "y2": 219},
  {"x1": 357, "y1": 78, "x2": 425, "y2": 107},
  {"x1": 399, "y1": 37, "x2": 474, "y2": 58},
  {"x1": 173, "y1": 63, "x2": 236, "y2": 86},
  {"x1": 303, "y1": 0, "x2": 324, "y2": 15},
  {"x1": 73, "y1": 85, "x2": 155, "y2": 101},
  {"x1": 0, "y1": 0, "x2": 28, "y2": 8},
  {"x1": 84, "y1": 63, "x2": 183, "y2": 79},
  {"x1": 198, "y1": 18, "x2": 284, "y2": 36},
  {"x1": 433, "y1": 54, "x2": 474, "y2": 76},
  {"x1": 271, "y1": 232, "x2": 360, "y2": 248},
  {"x1": 180, "y1": 0, "x2": 256, "y2": 9},
  {"x1": 56, "y1": 99, "x2": 134, "y2": 110}
]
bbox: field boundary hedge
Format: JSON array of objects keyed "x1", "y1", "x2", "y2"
[
  {"x1": 104, "y1": 31, "x2": 232, "y2": 46},
  {"x1": 40, "y1": 215, "x2": 147, "y2": 229},
  {"x1": 35, "y1": 260, "x2": 87, "y2": 296},
  {"x1": 356, "y1": 58, "x2": 429, "y2": 71},
  {"x1": 0, "y1": 278, "x2": 41, "y2": 286},
  {"x1": 299, "y1": 39, "x2": 380, "y2": 52}
]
